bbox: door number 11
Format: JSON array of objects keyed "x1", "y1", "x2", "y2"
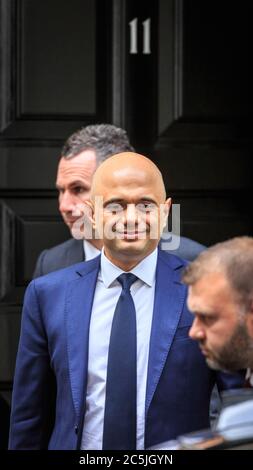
[{"x1": 129, "y1": 18, "x2": 151, "y2": 54}]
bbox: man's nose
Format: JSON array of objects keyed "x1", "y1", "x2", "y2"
[
  {"x1": 189, "y1": 318, "x2": 205, "y2": 341},
  {"x1": 59, "y1": 191, "x2": 76, "y2": 213},
  {"x1": 124, "y1": 204, "x2": 138, "y2": 226}
]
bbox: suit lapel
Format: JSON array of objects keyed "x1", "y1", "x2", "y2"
[
  {"x1": 145, "y1": 251, "x2": 187, "y2": 414},
  {"x1": 65, "y1": 257, "x2": 100, "y2": 419}
]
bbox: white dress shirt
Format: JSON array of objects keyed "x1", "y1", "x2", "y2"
[
  {"x1": 83, "y1": 239, "x2": 100, "y2": 261},
  {"x1": 81, "y1": 248, "x2": 157, "y2": 450}
]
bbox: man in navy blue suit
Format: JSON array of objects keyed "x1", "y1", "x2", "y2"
[
  {"x1": 9, "y1": 152, "x2": 243, "y2": 449},
  {"x1": 33, "y1": 124, "x2": 204, "y2": 278}
]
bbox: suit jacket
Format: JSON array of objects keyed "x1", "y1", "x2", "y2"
[
  {"x1": 0, "y1": 395, "x2": 10, "y2": 450},
  {"x1": 33, "y1": 234, "x2": 205, "y2": 278},
  {"x1": 9, "y1": 250, "x2": 243, "y2": 449}
]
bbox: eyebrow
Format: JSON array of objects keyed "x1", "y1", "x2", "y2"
[
  {"x1": 56, "y1": 180, "x2": 90, "y2": 190},
  {"x1": 195, "y1": 311, "x2": 215, "y2": 318}
]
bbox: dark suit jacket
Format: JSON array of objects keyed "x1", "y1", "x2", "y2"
[
  {"x1": 0, "y1": 395, "x2": 10, "y2": 449},
  {"x1": 33, "y1": 234, "x2": 205, "y2": 278},
  {"x1": 9, "y1": 250, "x2": 243, "y2": 449}
]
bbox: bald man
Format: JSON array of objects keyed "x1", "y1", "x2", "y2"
[
  {"x1": 33, "y1": 124, "x2": 205, "y2": 279},
  {"x1": 9, "y1": 153, "x2": 242, "y2": 450}
]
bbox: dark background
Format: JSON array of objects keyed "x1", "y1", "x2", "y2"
[{"x1": 0, "y1": 0, "x2": 252, "y2": 405}]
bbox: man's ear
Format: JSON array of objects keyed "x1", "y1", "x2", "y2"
[
  {"x1": 158, "y1": 197, "x2": 172, "y2": 235},
  {"x1": 84, "y1": 200, "x2": 95, "y2": 226},
  {"x1": 161, "y1": 197, "x2": 172, "y2": 227},
  {"x1": 70, "y1": 200, "x2": 94, "y2": 240},
  {"x1": 86, "y1": 198, "x2": 104, "y2": 239},
  {"x1": 164, "y1": 198, "x2": 172, "y2": 217}
]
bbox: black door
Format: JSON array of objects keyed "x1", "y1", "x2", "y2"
[{"x1": 0, "y1": 0, "x2": 252, "y2": 408}]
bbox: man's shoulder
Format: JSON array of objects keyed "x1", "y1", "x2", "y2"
[
  {"x1": 33, "y1": 238, "x2": 84, "y2": 277},
  {"x1": 160, "y1": 233, "x2": 206, "y2": 261},
  {"x1": 158, "y1": 248, "x2": 188, "y2": 271},
  {"x1": 33, "y1": 254, "x2": 100, "y2": 288},
  {"x1": 43, "y1": 238, "x2": 82, "y2": 257}
]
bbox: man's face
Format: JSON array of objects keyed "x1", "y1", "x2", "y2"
[
  {"x1": 92, "y1": 165, "x2": 171, "y2": 266},
  {"x1": 188, "y1": 272, "x2": 253, "y2": 371},
  {"x1": 56, "y1": 150, "x2": 97, "y2": 230}
]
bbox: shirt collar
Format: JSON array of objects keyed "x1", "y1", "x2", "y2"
[
  {"x1": 83, "y1": 239, "x2": 101, "y2": 261},
  {"x1": 100, "y1": 248, "x2": 158, "y2": 288}
]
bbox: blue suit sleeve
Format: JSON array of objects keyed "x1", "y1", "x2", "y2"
[{"x1": 9, "y1": 281, "x2": 56, "y2": 449}]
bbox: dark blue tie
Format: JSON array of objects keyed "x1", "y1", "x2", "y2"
[{"x1": 102, "y1": 273, "x2": 138, "y2": 450}]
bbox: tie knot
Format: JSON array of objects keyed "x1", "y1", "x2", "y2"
[{"x1": 117, "y1": 273, "x2": 138, "y2": 291}]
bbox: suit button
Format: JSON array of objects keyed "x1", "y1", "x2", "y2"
[{"x1": 75, "y1": 425, "x2": 78, "y2": 434}]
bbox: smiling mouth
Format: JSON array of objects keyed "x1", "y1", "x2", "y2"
[
  {"x1": 65, "y1": 217, "x2": 78, "y2": 225},
  {"x1": 116, "y1": 231, "x2": 147, "y2": 238}
]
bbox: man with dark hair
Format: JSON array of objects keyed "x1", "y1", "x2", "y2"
[
  {"x1": 33, "y1": 124, "x2": 134, "y2": 277},
  {"x1": 183, "y1": 236, "x2": 253, "y2": 374},
  {"x1": 174, "y1": 237, "x2": 253, "y2": 449},
  {"x1": 33, "y1": 124, "x2": 205, "y2": 277},
  {"x1": 61, "y1": 124, "x2": 134, "y2": 162}
]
